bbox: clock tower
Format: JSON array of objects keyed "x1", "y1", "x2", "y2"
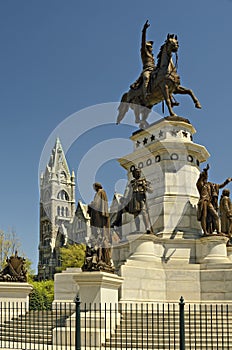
[{"x1": 38, "y1": 138, "x2": 75, "y2": 280}]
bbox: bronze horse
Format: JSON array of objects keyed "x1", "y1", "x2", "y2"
[{"x1": 116, "y1": 34, "x2": 201, "y2": 127}]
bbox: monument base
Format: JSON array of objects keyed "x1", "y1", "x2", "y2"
[
  {"x1": 0, "y1": 282, "x2": 33, "y2": 320},
  {"x1": 54, "y1": 271, "x2": 124, "y2": 347},
  {"x1": 113, "y1": 233, "x2": 232, "y2": 302},
  {"x1": 73, "y1": 271, "x2": 124, "y2": 305},
  {"x1": 53, "y1": 267, "x2": 81, "y2": 307}
]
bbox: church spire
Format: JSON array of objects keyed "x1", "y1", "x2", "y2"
[{"x1": 38, "y1": 137, "x2": 76, "y2": 280}]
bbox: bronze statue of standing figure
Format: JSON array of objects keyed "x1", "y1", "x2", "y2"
[
  {"x1": 126, "y1": 168, "x2": 153, "y2": 234},
  {"x1": 83, "y1": 182, "x2": 114, "y2": 273},
  {"x1": 117, "y1": 20, "x2": 201, "y2": 127},
  {"x1": 219, "y1": 189, "x2": 232, "y2": 243},
  {"x1": 196, "y1": 164, "x2": 232, "y2": 235}
]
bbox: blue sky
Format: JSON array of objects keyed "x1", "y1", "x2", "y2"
[{"x1": 0, "y1": 0, "x2": 232, "y2": 271}]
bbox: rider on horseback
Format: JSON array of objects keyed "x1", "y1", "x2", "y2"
[
  {"x1": 117, "y1": 21, "x2": 201, "y2": 125},
  {"x1": 141, "y1": 21, "x2": 155, "y2": 98},
  {"x1": 131, "y1": 21, "x2": 179, "y2": 106},
  {"x1": 131, "y1": 20, "x2": 155, "y2": 99}
]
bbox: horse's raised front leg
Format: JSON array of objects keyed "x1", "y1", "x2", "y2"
[
  {"x1": 133, "y1": 105, "x2": 141, "y2": 124},
  {"x1": 160, "y1": 84, "x2": 177, "y2": 116},
  {"x1": 174, "y1": 85, "x2": 202, "y2": 109},
  {"x1": 116, "y1": 93, "x2": 129, "y2": 124}
]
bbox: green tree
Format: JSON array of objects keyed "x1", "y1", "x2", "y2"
[
  {"x1": 56, "y1": 243, "x2": 86, "y2": 272},
  {"x1": 29, "y1": 280, "x2": 54, "y2": 310}
]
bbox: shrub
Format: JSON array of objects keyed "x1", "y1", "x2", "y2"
[{"x1": 29, "y1": 280, "x2": 54, "y2": 310}]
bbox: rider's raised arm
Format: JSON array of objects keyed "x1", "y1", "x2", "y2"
[
  {"x1": 141, "y1": 20, "x2": 150, "y2": 52},
  {"x1": 218, "y1": 178, "x2": 232, "y2": 189}
]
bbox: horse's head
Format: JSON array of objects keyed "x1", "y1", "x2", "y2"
[{"x1": 166, "y1": 34, "x2": 179, "y2": 53}]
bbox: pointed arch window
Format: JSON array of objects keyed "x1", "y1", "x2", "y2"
[
  {"x1": 60, "y1": 171, "x2": 67, "y2": 180},
  {"x1": 57, "y1": 190, "x2": 69, "y2": 201}
]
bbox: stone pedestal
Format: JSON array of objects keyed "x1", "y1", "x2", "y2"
[
  {"x1": 73, "y1": 271, "x2": 124, "y2": 306},
  {"x1": 54, "y1": 272, "x2": 124, "y2": 347},
  {"x1": 53, "y1": 267, "x2": 81, "y2": 306},
  {"x1": 113, "y1": 118, "x2": 232, "y2": 302},
  {"x1": 118, "y1": 118, "x2": 209, "y2": 237},
  {"x1": 0, "y1": 282, "x2": 33, "y2": 320},
  {"x1": 227, "y1": 246, "x2": 232, "y2": 262},
  {"x1": 113, "y1": 233, "x2": 232, "y2": 302},
  {"x1": 197, "y1": 235, "x2": 230, "y2": 264}
]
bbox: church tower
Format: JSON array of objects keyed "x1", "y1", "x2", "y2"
[{"x1": 38, "y1": 138, "x2": 75, "y2": 280}]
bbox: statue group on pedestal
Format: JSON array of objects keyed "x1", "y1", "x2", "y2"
[
  {"x1": 196, "y1": 164, "x2": 232, "y2": 240},
  {"x1": 82, "y1": 21, "x2": 232, "y2": 272},
  {"x1": 84, "y1": 162, "x2": 232, "y2": 272},
  {"x1": 83, "y1": 168, "x2": 153, "y2": 272},
  {"x1": 116, "y1": 20, "x2": 201, "y2": 127},
  {"x1": 0, "y1": 251, "x2": 27, "y2": 282},
  {"x1": 82, "y1": 182, "x2": 114, "y2": 273}
]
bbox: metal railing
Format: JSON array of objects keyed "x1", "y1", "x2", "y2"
[
  {"x1": 0, "y1": 298, "x2": 232, "y2": 349},
  {"x1": 0, "y1": 301, "x2": 75, "y2": 349}
]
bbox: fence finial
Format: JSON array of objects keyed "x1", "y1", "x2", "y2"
[{"x1": 179, "y1": 296, "x2": 185, "y2": 304}]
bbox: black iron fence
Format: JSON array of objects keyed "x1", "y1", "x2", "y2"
[{"x1": 0, "y1": 298, "x2": 232, "y2": 349}]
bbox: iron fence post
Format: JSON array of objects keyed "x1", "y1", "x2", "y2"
[
  {"x1": 75, "y1": 294, "x2": 81, "y2": 350},
  {"x1": 179, "y1": 296, "x2": 185, "y2": 350}
]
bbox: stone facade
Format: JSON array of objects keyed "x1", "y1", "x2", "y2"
[{"x1": 38, "y1": 138, "x2": 76, "y2": 280}]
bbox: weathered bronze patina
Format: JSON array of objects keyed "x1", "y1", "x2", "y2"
[
  {"x1": 219, "y1": 189, "x2": 232, "y2": 242},
  {"x1": 0, "y1": 251, "x2": 27, "y2": 282},
  {"x1": 125, "y1": 167, "x2": 153, "y2": 234},
  {"x1": 116, "y1": 21, "x2": 201, "y2": 127},
  {"x1": 196, "y1": 165, "x2": 232, "y2": 236},
  {"x1": 83, "y1": 183, "x2": 114, "y2": 273}
]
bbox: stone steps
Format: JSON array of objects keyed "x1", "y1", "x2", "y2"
[
  {"x1": 103, "y1": 310, "x2": 232, "y2": 349},
  {"x1": 0, "y1": 309, "x2": 72, "y2": 345}
]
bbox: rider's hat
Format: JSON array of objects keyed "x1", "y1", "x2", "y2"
[
  {"x1": 132, "y1": 167, "x2": 141, "y2": 176},
  {"x1": 146, "y1": 41, "x2": 153, "y2": 47}
]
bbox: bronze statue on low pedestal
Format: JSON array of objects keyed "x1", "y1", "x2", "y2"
[
  {"x1": 219, "y1": 189, "x2": 232, "y2": 244},
  {"x1": 196, "y1": 164, "x2": 232, "y2": 236},
  {"x1": 116, "y1": 20, "x2": 201, "y2": 128},
  {"x1": 83, "y1": 182, "x2": 114, "y2": 273},
  {"x1": 0, "y1": 251, "x2": 27, "y2": 282},
  {"x1": 125, "y1": 168, "x2": 153, "y2": 234}
]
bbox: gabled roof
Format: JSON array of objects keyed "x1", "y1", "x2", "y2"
[{"x1": 76, "y1": 200, "x2": 90, "y2": 220}]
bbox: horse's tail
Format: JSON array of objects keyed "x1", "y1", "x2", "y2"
[{"x1": 116, "y1": 92, "x2": 129, "y2": 124}]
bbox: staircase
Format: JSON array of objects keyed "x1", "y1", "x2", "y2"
[
  {"x1": 0, "y1": 304, "x2": 232, "y2": 349},
  {"x1": 0, "y1": 309, "x2": 73, "y2": 346},
  {"x1": 103, "y1": 306, "x2": 232, "y2": 349}
]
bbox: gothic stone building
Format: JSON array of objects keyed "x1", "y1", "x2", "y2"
[
  {"x1": 38, "y1": 138, "x2": 78, "y2": 280},
  {"x1": 38, "y1": 138, "x2": 123, "y2": 280}
]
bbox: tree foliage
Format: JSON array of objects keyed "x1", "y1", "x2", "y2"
[
  {"x1": 0, "y1": 229, "x2": 22, "y2": 269},
  {"x1": 56, "y1": 243, "x2": 86, "y2": 272},
  {"x1": 29, "y1": 280, "x2": 54, "y2": 310}
]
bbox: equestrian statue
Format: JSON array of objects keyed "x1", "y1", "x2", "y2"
[{"x1": 116, "y1": 21, "x2": 201, "y2": 127}]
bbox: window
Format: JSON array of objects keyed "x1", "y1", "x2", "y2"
[
  {"x1": 57, "y1": 190, "x2": 69, "y2": 201},
  {"x1": 60, "y1": 171, "x2": 67, "y2": 180},
  {"x1": 61, "y1": 207, "x2": 65, "y2": 216}
]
